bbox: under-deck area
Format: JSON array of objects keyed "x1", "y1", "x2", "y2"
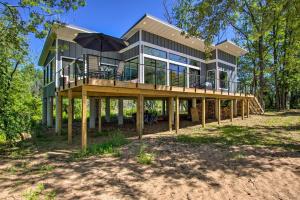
[{"x1": 51, "y1": 76, "x2": 263, "y2": 149}]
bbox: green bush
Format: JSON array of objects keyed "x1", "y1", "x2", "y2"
[{"x1": 136, "y1": 144, "x2": 155, "y2": 165}]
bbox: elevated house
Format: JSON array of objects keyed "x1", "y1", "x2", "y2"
[{"x1": 39, "y1": 14, "x2": 263, "y2": 149}]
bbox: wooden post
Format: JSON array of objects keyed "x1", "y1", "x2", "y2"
[
  {"x1": 233, "y1": 99, "x2": 238, "y2": 117},
  {"x1": 175, "y1": 96, "x2": 179, "y2": 133},
  {"x1": 242, "y1": 99, "x2": 245, "y2": 120},
  {"x1": 118, "y1": 98, "x2": 124, "y2": 125},
  {"x1": 202, "y1": 97, "x2": 206, "y2": 128},
  {"x1": 168, "y1": 97, "x2": 173, "y2": 132},
  {"x1": 57, "y1": 93, "x2": 62, "y2": 135},
  {"x1": 217, "y1": 98, "x2": 221, "y2": 125},
  {"x1": 215, "y1": 99, "x2": 219, "y2": 121},
  {"x1": 247, "y1": 99, "x2": 250, "y2": 118},
  {"x1": 136, "y1": 95, "x2": 143, "y2": 139},
  {"x1": 230, "y1": 99, "x2": 234, "y2": 122},
  {"x1": 105, "y1": 97, "x2": 110, "y2": 122},
  {"x1": 98, "y1": 98, "x2": 102, "y2": 132},
  {"x1": 192, "y1": 98, "x2": 197, "y2": 108},
  {"x1": 68, "y1": 90, "x2": 72, "y2": 144},
  {"x1": 81, "y1": 89, "x2": 87, "y2": 150}
]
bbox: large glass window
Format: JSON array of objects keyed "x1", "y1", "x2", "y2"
[
  {"x1": 189, "y1": 59, "x2": 200, "y2": 67},
  {"x1": 124, "y1": 57, "x2": 138, "y2": 81},
  {"x1": 169, "y1": 53, "x2": 187, "y2": 64},
  {"x1": 144, "y1": 58, "x2": 167, "y2": 85},
  {"x1": 189, "y1": 68, "x2": 200, "y2": 88},
  {"x1": 170, "y1": 63, "x2": 186, "y2": 87},
  {"x1": 207, "y1": 70, "x2": 216, "y2": 89},
  {"x1": 219, "y1": 71, "x2": 228, "y2": 89},
  {"x1": 144, "y1": 46, "x2": 167, "y2": 59}
]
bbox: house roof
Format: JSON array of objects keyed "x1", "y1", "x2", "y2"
[
  {"x1": 39, "y1": 14, "x2": 247, "y2": 66},
  {"x1": 38, "y1": 24, "x2": 94, "y2": 66},
  {"x1": 122, "y1": 14, "x2": 206, "y2": 52},
  {"x1": 214, "y1": 40, "x2": 248, "y2": 56}
]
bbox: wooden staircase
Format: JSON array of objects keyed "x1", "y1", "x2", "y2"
[{"x1": 249, "y1": 97, "x2": 264, "y2": 114}]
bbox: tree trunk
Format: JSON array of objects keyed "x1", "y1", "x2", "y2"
[{"x1": 258, "y1": 35, "x2": 265, "y2": 109}]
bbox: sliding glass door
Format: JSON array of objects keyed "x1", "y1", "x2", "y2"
[
  {"x1": 144, "y1": 57, "x2": 167, "y2": 85},
  {"x1": 170, "y1": 63, "x2": 186, "y2": 87}
]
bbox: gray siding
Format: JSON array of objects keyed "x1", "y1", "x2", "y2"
[
  {"x1": 142, "y1": 31, "x2": 205, "y2": 60},
  {"x1": 121, "y1": 46, "x2": 139, "y2": 60},
  {"x1": 200, "y1": 62, "x2": 207, "y2": 83},
  {"x1": 127, "y1": 31, "x2": 139, "y2": 44},
  {"x1": 43, "y1": 82, "x2": 55, "y2": 98},
  {"x1": 206, "y1": 62, "x2": 216, "y2": 70},
  {"x1": 58, "y1": 39, "x2": 121, "y2": 62},
  {"x1": 218, "y1": 50, "x2": 236, "y2": 65}
]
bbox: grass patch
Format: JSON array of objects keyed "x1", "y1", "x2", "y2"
[
  {"x1": 136, "y1": 144, "x2": 155, "y2": 165},
  {"x1": 72, "y1": 132, "x2": 128, "y2": 160},
  {"x1": 177, "y1": 125, "x2": 300, "y2": 150},
  {"x1": 38, "y1": 164, "x2": 55, "y2": 174},
  {"x1": 94, "y1": 130, "x2": 119, "y2": 137},
  {"x1": 23, "y1": 183, "x2": 56, "y2": 200}
]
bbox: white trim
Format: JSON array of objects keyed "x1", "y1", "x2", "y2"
[{"x1": 139, "y1": 29, "x2": 144, "y2": 83}]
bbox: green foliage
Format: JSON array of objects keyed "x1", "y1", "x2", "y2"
[
  {"x1": 0, "y1": 0, "x2": 86, "y2": 143},
  {"x1": 136, "y1": 143, "x2": 155, "y2": 165},
  {"x1": 72, "y1": 132, "x2": 128, "y2": 160},
  {"x1": 171, "y1": 0, "x2": 300, "y2": 109},
  {"x1": 23, "y1": 183, "x2": 56, "y2": 200},
  {"x1": 177, "y1": 124, "x2": 299, "y2": 150}
]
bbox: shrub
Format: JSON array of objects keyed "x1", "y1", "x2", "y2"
[{"x1": 136, "y1": 144, "x2": 155, "y2": 165}]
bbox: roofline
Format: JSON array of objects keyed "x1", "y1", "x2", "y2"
[
  {"x1": 121, "y1": 14, "x2": 148, "y2": 38},
  {"x1": 38, "y1": 23, "x2": 94, "y2": 66},
  {"x1": 215, "y1": 39, "x2": 248, "y2": 54}
]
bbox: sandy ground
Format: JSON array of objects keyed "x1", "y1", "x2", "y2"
[{"x1": 0, "y1": 111, "x2": 299, "y2": 200}]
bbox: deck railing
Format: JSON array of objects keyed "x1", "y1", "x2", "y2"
[{"x1": 56, "y1": 54, "x2": 253, "y2": 96}]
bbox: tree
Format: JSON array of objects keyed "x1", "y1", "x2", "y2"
[
  {"x1": 170, "y1": 0, "x2": 300, "y2": 109},
  {"x1": 0, "y1": 0, "x2": 86, "y2": 143}
]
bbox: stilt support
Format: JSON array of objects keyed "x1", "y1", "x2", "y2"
[
  {"x1": 202, "y1": 97, "x2": 206, "y2": 128},
  {"x1": 217, "y1": 98, "x2": 221, "y2": 125},
  {"x1": 81, "y1": 89, "x2": 87, "y2": 150},
  {"x1": 168, "y1": 97, "x2": 173, "y2": 132},
  {"x1": 247, "y1": 99, "x2": 250, "y2": 118},
  {"x1": 56, "y1": 93, "x2": 62, "y2": 135},
  {"x1": 68, "y1": 90, "x2": 72, "y2": 144},
  {"x1": 175, "y1": 96, "x2": 179, "y2": 133},
  {"x1": 230, "y1": 99, "x2": 234, "y2": 122},
  {"x1": 242, "y1": 99, "x2": 245, "y2": 120},
  {"x1": 98, "y1": 98, "x2": 102, "y2": 132},
  {"x1": 136, "y1": 95, "x2": 144, "y2": 139}
]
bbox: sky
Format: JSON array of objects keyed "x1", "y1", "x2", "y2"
[{"x1": 30, "y1": 0, "x2": 234, "y2": 66}]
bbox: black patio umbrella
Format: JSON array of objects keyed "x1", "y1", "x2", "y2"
[{"x1": 73, "y1": 32, "x2": 128, "y2": 52}]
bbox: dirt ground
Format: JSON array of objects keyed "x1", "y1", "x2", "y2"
[{"x1": 0, "y1": 110, "x2": 299, "y2": 200}]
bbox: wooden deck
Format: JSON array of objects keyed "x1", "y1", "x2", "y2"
[{"x1": 56, "y1": 78, "x2": 264, "y2": 149}]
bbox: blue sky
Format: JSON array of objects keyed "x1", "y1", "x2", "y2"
[{"x1": 30, "y1": 0, "x2": 233, "y2": 66}]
